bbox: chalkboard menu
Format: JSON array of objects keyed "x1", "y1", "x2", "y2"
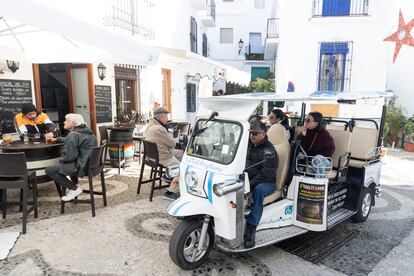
[
  {"x1": 94, "y1": 85, "x2": 112, "y2": 123},
  {"x1": 0, "y1": 79, "x2": 32, "y2": 133}
]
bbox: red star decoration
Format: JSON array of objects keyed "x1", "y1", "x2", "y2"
[{"x1": 383, "y1": 10, "x2": 414, "y2": 63}]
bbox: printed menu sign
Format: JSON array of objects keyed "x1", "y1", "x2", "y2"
[
  {"x1": 296, "y1": 182, "x2": 326, "y2": 224},
  {"x1": 0, "y1": 79, "x2": 32, "y2": 133},
  {"x1": 94, "y1": 85, "x2": 112, "y2": 123}
]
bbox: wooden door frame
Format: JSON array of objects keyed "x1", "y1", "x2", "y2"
[
  {"x1": 32, "y1": 64, "x2": 42, "y2": 110},
  {"x1": 161, "y1": 69, "x2": 172, "y2": 112}
]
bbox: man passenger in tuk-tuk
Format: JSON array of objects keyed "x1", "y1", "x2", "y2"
[{"x1": 244, "y1": 122, "x2": 278, "y2": 248}]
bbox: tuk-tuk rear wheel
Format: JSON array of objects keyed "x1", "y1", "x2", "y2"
[
  {"x1": 352, "y1": 187, "x2": 373, "y2": 223},
  {"x1": 169, "y1": 218, "x2": 214, "y2": 270}
]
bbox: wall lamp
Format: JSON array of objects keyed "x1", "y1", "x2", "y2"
[
  {"x1": 97, "y1": 63, "x2": 107, "y2": 80},
  {"x1": 238, "y1": 39, "x2": 244, "y2": 55},
  {"x1": 6, "y1": 60, "x2": 19, "y2": 73}
]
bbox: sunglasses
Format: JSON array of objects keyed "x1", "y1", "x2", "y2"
[{"x1": 305, "y1": 118, "x2": 315, "y2": 123}]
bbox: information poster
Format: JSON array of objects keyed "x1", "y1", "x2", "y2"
[{"x1": 296, "y1": 182, "x2": 326, "y2": 224}]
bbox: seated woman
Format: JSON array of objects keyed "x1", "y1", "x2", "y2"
[
  {"x1": 298, "y1": 112, "x2": 335, "y2": 177},
  {"x1": 268, "y1": 109, "x2": 291, "y2": 140}
]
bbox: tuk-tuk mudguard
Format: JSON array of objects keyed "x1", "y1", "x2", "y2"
[{"x1": 167, "y1": 196, "x2": 219, "y2": 218}]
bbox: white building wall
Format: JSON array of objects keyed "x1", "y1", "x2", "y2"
[
  {"x1": 277, "y1": 0, "x2": 390, "y2": 95},
  {"x1": 386, "y1": 0, "x2": 414, "y2": 116},
  {"x1": 208, "y1": 0, "x2": 276, "y2": 80}
]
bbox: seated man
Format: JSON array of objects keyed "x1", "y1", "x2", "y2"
[
  {"x1": 244, "y1": 122, "x2": 278, "y2": 248},
  {"x1": 145, "y1": 107, "x2": 183, "y2": 201},
  {"x1": 45, "y1": 114, "x2": 97, "y2": 201},
  {"x1": 14, "y1": 103, "x2": 56, "y2": 139}
]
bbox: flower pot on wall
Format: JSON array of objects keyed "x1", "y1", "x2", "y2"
[{"x1": 404, "y1": 143, "x2": 414, "y2": 152}]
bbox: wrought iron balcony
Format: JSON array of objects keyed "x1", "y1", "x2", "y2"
[
  {"x1": 201, "y1": 0, "x2": 216, "y2": 27},
  {"x1": 266, "y1": 18, "x2": 279, "y2": 38},
  {"x1": 312, "y1": 0, "x2": 369, "y2": 17},
  {"x1": 245, "y1": 45, "x2": 264, "y2": 61}
]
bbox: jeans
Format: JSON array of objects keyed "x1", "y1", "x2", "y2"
[
  {"x1": 45, "y1": 165, "x2": 78, "y2": 190},
  {"x1": 246, "y1": 183, "x2": 276, "y2": 226}
]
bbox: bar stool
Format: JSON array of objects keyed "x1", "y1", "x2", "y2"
[
  {"x1": 133, "y1": 135, "x2": 144, "y2": 163},
  {"x1": 99, "y1": 126, "x2": 126, "y2": 174},
  {"x1": 137, "y1": 140, "x2": 169, "y2": 201},
  {"x1": 61, "y1": 144, "x2": 107, "y2": 217}
]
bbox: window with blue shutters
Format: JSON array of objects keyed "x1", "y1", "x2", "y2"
[
  {"x1": 317, "y1": 42, "x2": 352, "y2": 92},
  {"x1": 186, "y1": 83, "x2": 197, "y2": 112},
  {"x1": 312, "y1": 0, "x2": 369, "y2": 17}
]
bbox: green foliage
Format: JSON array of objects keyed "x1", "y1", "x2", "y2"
[
  {"x1": 385, "y1": 96, "x2": 406, "y2": 142},
  {"x1": 404, "y1": 115, "x2": 414, "y2": 143},
  {"x1": 250, "y1": 78, "x2": 275, "y2": 92}
]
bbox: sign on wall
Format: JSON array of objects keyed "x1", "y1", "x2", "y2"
[
  {"x1": 0, "y1": 79, "x2": 32, "y2": 133},
  {"x1": 94, "y1": 85, "x2": 112, "y2": 123}
]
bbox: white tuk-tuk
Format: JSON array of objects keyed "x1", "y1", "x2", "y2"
[{"x1": 167, "y1": 92, "x2": 387, "y2": 270}]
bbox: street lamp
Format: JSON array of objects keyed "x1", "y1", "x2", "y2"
[
  {"x1": 6, "y1": 60, "x2": 19, "y2": 73},
  {"x1": 238, "y1": 39, "x2": 244, "y2": 55},
  {"x1": 97, "y1": 63, "x2": 107, "y2": 80}
]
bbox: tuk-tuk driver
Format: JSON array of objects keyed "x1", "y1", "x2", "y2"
[{"x1": 244, "y1": 121, "x2": 278, "y2": 248}]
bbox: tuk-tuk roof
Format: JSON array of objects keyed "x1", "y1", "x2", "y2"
[
  {"x1": 200, "y1": 91, "x2": 389, "y2": 102},
  {"x1": 197, "y1": 91, "x2": 389, "y2": 121}
]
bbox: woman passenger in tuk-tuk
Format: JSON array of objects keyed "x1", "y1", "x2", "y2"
[{"x1": 298, "y1": 112, "x2": 335, "y2": 176}]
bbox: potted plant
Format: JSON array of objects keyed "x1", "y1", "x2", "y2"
[
  {"x1": 385, "y1": 97, "x2": 405, "y2": 147},
  {"x1": 403, "y1": 115, "x2": 414, "y2": 152}
]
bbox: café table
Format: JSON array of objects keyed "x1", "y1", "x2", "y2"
[{"x1": 0, "y1": 140, "x2": 63, "y2": 184}]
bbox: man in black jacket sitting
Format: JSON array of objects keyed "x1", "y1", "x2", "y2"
[
  {"x1": 45, "y1": 114, "x2": 97, "y2": 202},
  {"x1": 244, "y1": 121, "x2": 278, "y2": 248}
]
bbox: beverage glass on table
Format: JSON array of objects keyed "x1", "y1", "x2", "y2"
[
  {"x1": 34, "y1": 133, "x2": 41, "y2": 144},
  {"x1": 2, "y1": 134, "x2": 12, "y2": 144},
  {"x1": 46, "y1": 137, "x2": 56, "y2": 144}
]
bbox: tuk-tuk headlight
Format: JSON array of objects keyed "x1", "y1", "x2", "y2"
[
  {"x1": 213, "y1": 179, "x2": 244, "y2": 197},
  {"x1": 185, "y1": 171, "x2": 199, "y2": 192}
]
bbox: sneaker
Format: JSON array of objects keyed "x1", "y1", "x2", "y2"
[
  {"x1": 161, "y1": 174, "x2": 173, "y2": 183},
  {"x1": 163, "y1": 191, "x2": 179, "y2": 201},
  {"x1": 61, "y1": 187, "x2": 83, "y2": 202}
]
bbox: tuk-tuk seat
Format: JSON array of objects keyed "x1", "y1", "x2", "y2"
[
  {"x1": 327, "y1": 129, "x2": 352, "y2": 180},
  {"x1": 349, "y1": 127, "x2": 378, "y2": 168},
  {"x1": 264, "y1": 124, "x2": 291, "y2": 205}
]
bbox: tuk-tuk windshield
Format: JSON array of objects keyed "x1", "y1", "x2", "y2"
[{"x1": 187, "y1": 119, "x2": 242, "y2": 164}]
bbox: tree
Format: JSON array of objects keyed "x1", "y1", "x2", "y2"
[{"x1": 250, "y1": 78, "x2": 275, "y2": 92}]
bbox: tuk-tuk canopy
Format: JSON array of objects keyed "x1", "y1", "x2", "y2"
[{"x1": 197, "y1": 91, "x2": 390, "y2": 121}]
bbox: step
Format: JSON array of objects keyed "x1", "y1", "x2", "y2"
[
  {"x1": 327, "y1": 208, "x2": 356, "y2": 229},
  {"x1": 216, "y1": 225, "x2": 308, "y2": 253}
]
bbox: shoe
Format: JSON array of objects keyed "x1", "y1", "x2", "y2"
[
  {"x1": 161, "y1": 174, "x2": 173, "y2": 183},
  {"x1": 163, "y1": 191, "x2": 179, "y2": 201},
  {"x1": 244, "y1": 223, "x2": 257, "y2": 249},
  {"x1": 61, "y1": 187, "x2": 83, "y2": 202}
]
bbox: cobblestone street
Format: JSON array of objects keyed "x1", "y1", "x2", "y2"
[{"x1": 0, "y1": 149, "x2": 413, "y2": 275}]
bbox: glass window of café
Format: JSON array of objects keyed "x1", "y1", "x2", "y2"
[{"x1": 114, "y1": 66, "x2": 141, "y2": 118}]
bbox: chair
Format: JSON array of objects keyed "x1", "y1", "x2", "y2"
[
  {"x1": 60, "y1": 145, "x2": 107, "y2": 217},
  {"x1": 264, "y1": 124, "x2": 291, "y2": 205},
  {"x1": 348, "y1": 127, "x2": 379, "y2": 168},
  {"x1": 0, "y1": 152, "x2": 38, "y2": 234},
  {"x1": 137, "y1": 140, "x2": 169, "y2": 201},
  {"x1": 133, "y1": 135, "x2": 145, "y2": 164},
  {"x1": 99, "y1": 126, "x2": 126, "y2": 174}
]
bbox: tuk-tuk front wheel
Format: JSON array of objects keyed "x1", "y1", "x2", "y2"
[
  {"x1": 352, "y1": 187, "x2": 373, "y2": 223},
  {"x1": 169, "y1": 218, "x2": 214, "y2": 270}
]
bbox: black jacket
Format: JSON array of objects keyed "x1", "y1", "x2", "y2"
[
  {"x1": 245, "y1": 136, "x2": 278, "y2": 188},
  {"x1": 57, "y1": 125, "x2": 97, "y2": 177}
]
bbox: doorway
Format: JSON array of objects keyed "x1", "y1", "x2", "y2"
[
  {"x1": 36, "y1": 63, "x2": 70, "y2": 133},
  {"x1": 161, "y1": 69, "x2": 172, "y2": 113},
  {"x1": 33, "y1": 63, "x2": 96, "y2": 135}
]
